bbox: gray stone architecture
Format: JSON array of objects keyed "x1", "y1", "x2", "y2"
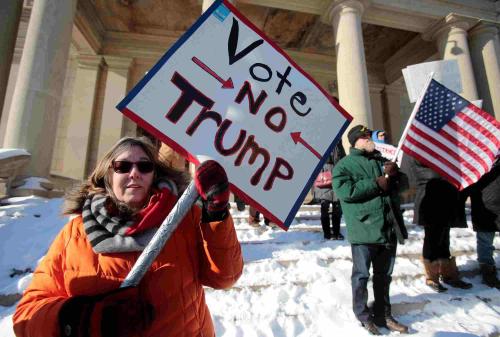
[{"x1": 0, "y1": 0, "x2": 499, "y2": 193}]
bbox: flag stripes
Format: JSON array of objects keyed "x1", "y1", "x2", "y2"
[
  {"x1": 401, "y1": 79, "x2": 500, "y2": 190},
  {"x1": 405, "y1": 127, "x2": 477, "y2": 185}
]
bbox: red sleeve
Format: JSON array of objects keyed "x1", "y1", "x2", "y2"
[
  {"x1": 194, "y1": 207, "x2": 243, "y2": 289},
  {"x1": 12, "y1": 220, "x2": 74, "y2": 337}
]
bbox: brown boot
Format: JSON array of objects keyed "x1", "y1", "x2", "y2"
[
  {"x1": 422, "y1": 258, "x2": 447, "y2": 292},
  {"x1": 361, "y1": 321, "x2": 381, "y2": 335},
  {"x1": 440, "y1": 257, "x2": 473, "y2": 289},
  {"x1": 480, "y1": 263, "x2": 500, "y2": 289},
  {"x1": 374, "y1": 316, "x2": 409, "y2": 333}
]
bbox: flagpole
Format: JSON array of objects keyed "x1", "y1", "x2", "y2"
[{"x1": 391, "y1": 71, "x2": 435, "y2": 162}]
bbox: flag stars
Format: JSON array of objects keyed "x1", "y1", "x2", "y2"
[{"x1": 416, "y1": 80, "x2": 472, "y2": 131}]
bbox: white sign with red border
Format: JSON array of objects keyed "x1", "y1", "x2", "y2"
[
  {"x1": 403, "y1": 60, "x2": 462, "y2": 103},
  {"x1": 374, "y1": 143, "x2": 403, "y2": 167},
  {"x1": 117, "y1": 0, "x2": 351, "y2": 229}
]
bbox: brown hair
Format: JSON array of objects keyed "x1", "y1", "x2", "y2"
[{"x1": 62, "y1": 137, "x2": 189, "y2": 215}]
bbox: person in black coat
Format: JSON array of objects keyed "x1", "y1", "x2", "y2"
[
  {"x1": 313, "y1": 142, "x2": 345, "y2": 240},
  {"x1": 466, "y1": 158, "x2": 500, "y2": 288},
  {"x1": 409, "y1": 157, "x2": 472, "y2": 292}
]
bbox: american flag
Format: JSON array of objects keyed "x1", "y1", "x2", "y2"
[{"x1": 402, "y1": 79, "x2": 500, "y2": 190}]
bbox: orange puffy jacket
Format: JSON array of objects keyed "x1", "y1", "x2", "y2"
[{"x1": 13, "y1": 203, "x2": 243, "y2": 337}]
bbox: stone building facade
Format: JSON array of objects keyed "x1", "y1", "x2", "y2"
[{"x1": 0, "y1": 0, "x2": 499, "y2": 193}]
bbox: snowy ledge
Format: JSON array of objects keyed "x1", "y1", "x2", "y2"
[
  {"x1": 0, "y1": 149, "x2": 30, "y2": 160},
  {"x1": 12, "y1": 177, "x2": 53, "y2": 191}
]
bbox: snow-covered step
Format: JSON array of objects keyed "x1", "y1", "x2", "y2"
[
  {"x1": 230, "y1": 203, "x2": 322, "y2": 214},
  {"x1": 2, "y1": 198, "x2": 498, "y2": 337},
  {"x1": 242, "y1": 249, "x2": 485, "y2": 268}
]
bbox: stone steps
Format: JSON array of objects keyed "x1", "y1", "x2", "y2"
[
  {"x1": 207, "y1": 267, "x2": 495, "y2": 321},
  {"x1": 230, "y1": 208, "x2": 418, "y2": 224},
  {"x1": 229, "y1": 219, "x2": 494, "y2": 309},
  {"x1": 243, "y1": 247, "x2": 481, "y2": 267},
  {"x1": 225, "y1": 206, "x2": 497, "y2": 334}
]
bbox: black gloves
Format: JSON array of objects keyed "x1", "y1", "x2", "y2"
[
  {"x1": 59, "y1": 286, "x2": 154, "y2": 337},
  {"x1": 376, "y1": 176, "x2": 390, "y2": 192},
  {"x1": 383, "y1": 161, "x2": 399, "y2": 177},
  {"x1": 377, "y1": 162, "x2": 400, "y2": 193}
]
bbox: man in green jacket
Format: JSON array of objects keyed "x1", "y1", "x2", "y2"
[{"x1": 333, "y1": 125, "x2": 408, "y2": 335}]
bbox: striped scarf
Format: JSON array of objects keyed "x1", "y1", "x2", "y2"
[{"x1": 82, "y1": 180, "x2": 177, "y2": 254}]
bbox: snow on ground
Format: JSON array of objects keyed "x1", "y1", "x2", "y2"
[{"x1": 0, "y1": 197, "x2": 498, "y2": 336}]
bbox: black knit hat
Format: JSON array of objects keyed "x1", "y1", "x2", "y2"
[{"x1": 347, "y1": 125, "x2": 372, "y2": 146}]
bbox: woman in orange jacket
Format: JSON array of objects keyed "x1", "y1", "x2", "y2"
[{"x1": 13, "y1": 137, "x2": 243, "y2": 337}]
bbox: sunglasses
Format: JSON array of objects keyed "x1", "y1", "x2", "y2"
[{"x1": 111, "y1": 161, "x2": 155, "y2": 174}]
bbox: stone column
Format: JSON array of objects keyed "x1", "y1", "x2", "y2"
[
  {"x1": 424, "y1": 14, "x2": 479, "y2": 101},
  {"x1": 62, "y1": 55, "x2": 104, "y2": 180},
  {"x1": 469, "y1": 22, "x2": 500, "y2": 119},
  {"x1": 0, "y1": 0, "x2": 23, "y2": 119},
  {"x1": 384, "y1": 84, "x2": 406, "y2": 143},
  {"x1": 369, "y1": 84, "x2": 385, "y2": 131},
  {"x1": 127, "y1": 60, "x2": 151, "y2": 139},
  {"x1": 0, "y1": 63, "x2": 20, "y2": 145},
  {"x1": 96, "y1": 56, "x2": 133, "y2": 161},
  {"x1": 3, "y1": 0, "x2": 77, "y2": 178},
  {"x1": 327, "y1": 0, "x2": 372, "y2": 127}
]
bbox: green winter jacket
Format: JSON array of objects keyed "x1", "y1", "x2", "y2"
[{"x1": 332, "y1": 148, "x2": 408, "y2": 245}]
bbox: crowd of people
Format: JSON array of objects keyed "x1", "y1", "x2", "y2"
[
  {"x1": 331, "y1": 124, "x2": 499, "y2": 335},
  {"x1": 10, "y1": 123, "x2": 499, "y2": 336}
]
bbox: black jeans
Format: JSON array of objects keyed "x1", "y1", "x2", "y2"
[
  {"x1": 351, "y1": 244, "x2": 397, "y2": 323},
  {"x1": 422, "y1": 226, "x2": 451, "y2": 261},
  {"x1": 320, "y1": 200, "x2": 342, "y2": 238}
]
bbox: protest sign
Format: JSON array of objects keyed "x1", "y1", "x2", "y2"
[
  {"x1": 374, "y1": 143, "x2": 403, "y2": 166},
  {"x1": 117, "y1": 0, "x2": 351, "y2": 229},
  {"x1": 403, "y1": 60, "x2": 462, "y2": 103}
]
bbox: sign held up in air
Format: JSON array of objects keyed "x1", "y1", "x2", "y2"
[
  {"x1": 403, "y1": 60, "x2": 462, "y2": 103},
  {"x1": 117, "y1": 0, "x2": 351, "y2": 229}
]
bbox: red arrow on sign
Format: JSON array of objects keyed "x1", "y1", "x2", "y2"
[
  {"x1": 290, "y1": 132, "x2": 321, "y2": 159},
  {"x1": 192, "y1": 56, "x2": 234, "y2": 89}
]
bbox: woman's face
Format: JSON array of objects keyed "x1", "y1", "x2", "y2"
[{"x1": 111, "y1": 146, "x2": 154, "y2": 209}]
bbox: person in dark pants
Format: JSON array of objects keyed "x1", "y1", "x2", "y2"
[
  {"x1": 351, "y1": 244, "x2": 396, "y2": 331},
  {"x1": 333, "y1": 125, "x2": 409, "y2": 335},
  {"x1": 465, "y1": 158, "x2": 500, "y2": 288},
  {"x1": 314, "y1": 142, "x2": 346, "y2": 240},
  {"x1": 234, "y1": 194, "x2": 246, "y2": 211},
  {"x1": 410, "y1": 157, "x2": 472, "y2": 292}
]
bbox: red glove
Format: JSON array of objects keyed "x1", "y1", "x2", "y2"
[
  {"x1": 383, "y1": 161, "x2": 399, "y2": 177},
  {"x1": 194, "y1": 160, "x2": 230, "y2": 214},
  {"x1": 59, "y1": 286, "x2": 154, "y2": 337}
]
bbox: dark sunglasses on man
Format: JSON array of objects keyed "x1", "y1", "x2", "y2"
[{"x1": 111, "y1": 160, "x2": 155, "y2": 174}]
